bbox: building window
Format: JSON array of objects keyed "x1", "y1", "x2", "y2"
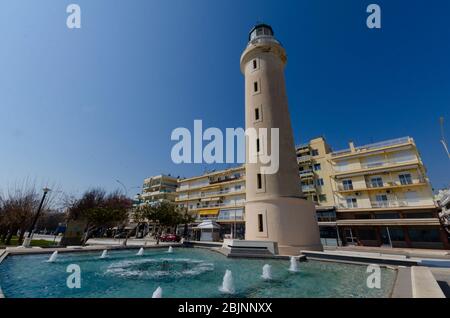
[
  {"x1": 316, "y1": 178, "x2": 324, "y2": 187},
  {"x1": 235, "y1": 185, "x2": 242, "y2": 190},
  {"x1": 403, "y1": 212, "x2": 434, "y2": 219},
  {"x1": 311, "y1": 149, "x2": 319, "y2": 156},
  {"x1": 355, "y1": 213, "x2": 371, "y2": 219},
  {"x1": 374, "y1": 213, "x2": 399, "y2": 219},
  {"x1": 253, "y1": 81, "x2": 259, "y2": 93},
  {"x1": 370, "y1": 177, "x2": 383, "y2": 188},
  {"x1": 357, "y1": 228, "x2": 377, "y2": 240},
  {"x1": 346, "y1": 198, "x2": 358, "y2": 208},
  {"x1": 318, "y1": 194, "x2": 327, "y2": 202},
  {"x1": 257, "y1": 173, "x2": 262, "y2": 189},
  {"x1": 258, "y1": 214, "x2": 264, "y2": 232},
  {"x1": 343, "y1": 179, "x2": 353, "y2": 190},
  {"x1": 399, "y1": 173, "x2": 413, "y2": 185},
  {"x1": 389, "y1": 228, "x2": 405, "y2": 241},
  {"x1": 313, "y1": 163, "x2": 321, "y2": 171},
  {"x1": 375, "y1": 194, "x2": 388, "y2": 207},
  {"x1": 408, "y1": 228, "x2": 441, "y2": 242}
]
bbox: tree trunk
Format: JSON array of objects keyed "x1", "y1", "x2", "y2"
[
  {"x1": 18, "y1": 228, "x2": 25, "y2": 245},
  {"x1": 5, "y1": 229, "x2": 15, "y2": 245}
]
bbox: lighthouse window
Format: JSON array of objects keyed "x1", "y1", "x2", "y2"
[
  {"x1": 255, "y1": 108, "x2": 260, "y2": 120},
  {"x1": 253, "y1": 59, "x2": 257, "y2": 69},
  {"x1": 257, "y1": 173, "x2": 262, "y2": 189},
  {"x1": 256, "y1": 138, "x2": 260, "y2": 153},
  {"x1": 253, "y1": 81, "x2": 258, "y2": 92},
  {"x1": 258, "y1": 214, "x2": 264, "y2": 232}
]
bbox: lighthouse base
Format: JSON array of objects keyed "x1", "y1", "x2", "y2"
[{"x1": 245, "y1": 197, "x2": 323, "y2": 255}]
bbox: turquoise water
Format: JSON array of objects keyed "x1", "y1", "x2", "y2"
[{"x1": 0, "y1": 248, "x2": 395, "y2": 298}]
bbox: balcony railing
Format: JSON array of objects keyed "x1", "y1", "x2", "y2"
[
  {"x1": 297, "y1": 155, "x2": 312, "y2": 163},
  {"x1": 337, "y1": 179, "x2": 427, "y2": 192},
  {"x1": 299, "y1": 170, "x2": 314, "y2": 178},
  {"x1": 370, "y1": 200, "x2": 409, "y2": 208},
  {"x1": 177, "y1": 177, "x2": 244, "y2": 192},
  {"x1": 331, "y1": 137, "x2": 412, "y2": 157},
  {"x1": 177, "y1": 188, "x2": 245, "y2": 201},
  {"x1": 190, "y1": 202, "x2": 245, "y2": 210},
  {"x1": 301, "y1": 185, "x2": 316, "y2": 192}
]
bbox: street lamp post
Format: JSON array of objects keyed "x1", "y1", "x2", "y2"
[{"x1": 22, "y1": 187, "x2": 51, "y2": 248}]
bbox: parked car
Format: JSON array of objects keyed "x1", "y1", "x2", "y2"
[{"x1": 160, "y1": 233, "x2": 181, "y2": 242}]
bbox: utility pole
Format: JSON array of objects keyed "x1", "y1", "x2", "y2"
[{"x1": 22, "y1": 187, "x2": 51, "y2": 247}]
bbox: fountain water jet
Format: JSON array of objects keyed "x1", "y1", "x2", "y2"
[
  {"x1": 168, "y1": 246, "x2": 173, "y2": 253},
  {"x1": 219, "y1": 269, "x2": 235, "y2": 294},
  {"x1": 137, "y1": 247, "x2": 144, "y2": 256},
  {"x1": 100, "y1": 250, "x2": 108, "y2": 259},
  {"x1": 261, "y1": 264, "x2": 272, "y2": 280},
  {"x1": 47, "y1": 251, "x2": 58, "y2": 263},
  {"x1": 289, "y1": 256, "x2": 299, "y2": 272},
  {"x1": 152, "y1": 286, "x2": 162, "y2": 298}
]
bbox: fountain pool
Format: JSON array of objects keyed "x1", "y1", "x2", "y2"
[{"x1": 0, "y1": 248, "x2": 396, "y2": 298}]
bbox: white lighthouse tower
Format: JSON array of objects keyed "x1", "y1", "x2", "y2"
[{"x1": 240, "y1": 24, "x2": 322, "y2": 255}]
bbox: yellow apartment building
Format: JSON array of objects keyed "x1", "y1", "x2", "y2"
[
  {"x1": 299, "y1": 136, "x2": 449, "y2": 249},
  {"x1": 132, "y1": 174, "x2": 178, "y2": 237},
  {"x1": 175, "y1": 166, "x2": 246, "y2": 240}
]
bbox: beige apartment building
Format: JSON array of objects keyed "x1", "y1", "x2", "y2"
[
  {"x1": 132, "y1": 174, "x2": 178, "y2": 238},
  {"x1": 175, "y1": 166, "x2": 246, "y2": 241},
  {"x1": 296, "y1": 136, "x2": 449, "y2": 249},
  {"x1": 135, "y1": 174, "x2": 178, "y2": 205}
]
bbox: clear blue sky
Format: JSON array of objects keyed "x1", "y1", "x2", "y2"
[{"x1": 0, "y1": 0, "x2": 449, "y2": 197}]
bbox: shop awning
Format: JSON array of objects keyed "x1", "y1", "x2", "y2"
[
  {"x1": 196, "y1": 220, "x2": 221, "y2": 229},
  {"x1": 198, "y1": 209, "x2": 220, "y2": 216}
]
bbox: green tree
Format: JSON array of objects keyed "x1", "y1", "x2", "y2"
[{"x1": 65, "y1": 189, "x2": 132, "y2": 245}]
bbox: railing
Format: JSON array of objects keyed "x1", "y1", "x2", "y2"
[
  {"x1": 356, "y1": 137, "x2": 411, "y2": 152},
  {"x1": 337, "y1": 185, "x2": 354, "y2": 191},
  {"x1": 301, "y1": 185, "x2": 316, "y2": 192},
  {"x1": 247, "y1": 35, "x2": 280, "y2": 47},
  {"x1": 370, "y1": 200, "x2": 409, "y2": 208},
  {"x1": 297, "y1": 155, "x2": 312, "y2": 163},
  {"x1": 337, "y1": 179, "x2": 427, "y2": 192},
  {"x1": 177, "y1": 177, "x2": 244, "y2": 192},
  {"x1": 299, "y1": 170, "x2": 314, "y2": 177},
  {"x1": 177, "y1": 189, "x2": 245, "y2": 201},
  {"x1": 296, "y1": 143, "x2": 310, "y2": 149},
  {"x1": 331, "y1": 137, "x2": 412, "y2": 157},
  {"x1": 190, "y1": 202, "x2": 245, "y2": 210}
]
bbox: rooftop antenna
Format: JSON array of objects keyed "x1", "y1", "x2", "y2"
[{"x1": 440, "y1": 116, "x2": 450, "y2": 159}]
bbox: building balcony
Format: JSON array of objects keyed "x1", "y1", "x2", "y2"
[
  {"x1": 331, "y1": 137, "x2": 414, "y2": 159},
  {"x1": 297, "y1": 155, "x2": 312, "y2": 163},
  {"x1": 337, "y1": 200, "x2": 436, "y2": 210},
  {"x1": 177, "y1": 177, "x2": 244, "y2": 193},
  {"x1": 188, "y1": 202, "x2": 245, "y2": 211},
  {"x1": 333, "y1": 159, "x2": 421, "y2": 178},
  {"x1": 299, "y1": 170, "x2": 314, "y2": 178},
  {"x1": 335, "y1": 218, "x2": 440, "y2": 226},
  {"x1": 301, "y1": 185, "x2": 316, "y2": 193},
  {"x1": 176, "y1": 189, "x2": 245, "y2": 202},
  {"x1": 336, "y1": 179, "x2": 428, "y2": 193}
]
